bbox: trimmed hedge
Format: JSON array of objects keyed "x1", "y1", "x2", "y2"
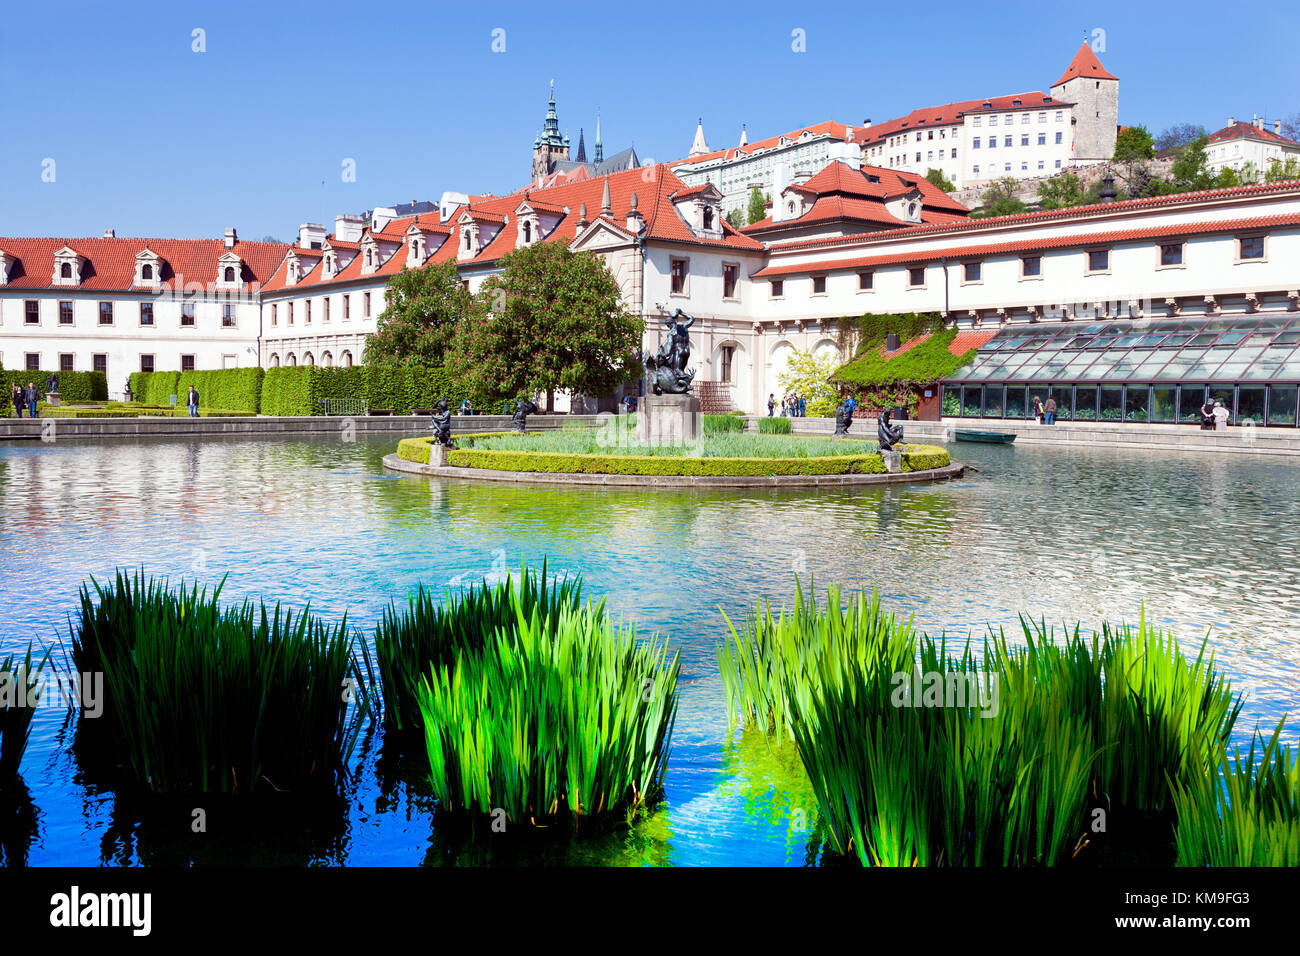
[
  {"x1": 3, "y1": 370, "x2": 107, "y2": 413},
  {"x1": 396, "y1": 435, "x2": 952, "y2": 477},
  {"x1": 261, "y1": 366, "x2": 494, "y2": 416},
  {"x1": 128, "y1": 369, "x2": 262, "y2": 413}
]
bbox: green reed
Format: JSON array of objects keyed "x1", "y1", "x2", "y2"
[
  {"x1": 1, "y1": 644, "x2": 49, "y2": 781},
  {"x1": 374, "y1": 559, "x2": 583, "y2": 740},
  {"x1": 1173, "y1": 723, "x2": 1299, "y2": 866},
  {"x1": 70, "y1": 570, "x2": 368, "y2": 794},
  {"x1": 414, "y1": 576, "x2": 679, "y2": 827}
]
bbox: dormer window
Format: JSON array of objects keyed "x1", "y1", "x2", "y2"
[
  {"x1": 61, "y1": 263, "x2": 72, "y2": 278},
  {"x1": 141, "y1": 264, "x2": 153, "y2": 280},
  {"x1": 224, "y1": 267, "x2": 235, "y2": 282},
  {"x1": 134, "y1": 250, "x2": 163, "y2": 286},
  {"x1": 523, "y1": 220, "x2": 532, "y2": 243},
  {"x1": 52, "y1": 246, "x2": 83, "y2": 286},
  {"x1": 322, "y1": 252, "x2": 337, "y2": 279},
  {"x1": 216, "y1": 251, "x2": 242, "y2": 288},
  {"x1": 703, "y1": 208, "x2": 714, "y2": 231},
  {"x1": 286, "y1": 257, "x2": 301, "y2": 285},
  {"x1": 407, "y1": 234, "x2": 426, "y2": 267}
]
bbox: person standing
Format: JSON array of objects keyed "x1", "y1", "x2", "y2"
[
  {"x1": 1044, "y1": 396, "x2": 1057, "y2": 426},
  {"x1": 11, "y1": 382, "x2": 24, "y2": 418},
  {"x1": 1213, "y1": 401, "x2": 1229, "y2": 431},
  {"x1": 24, "y1": 382, "x2": 39, "y2": 418},
  {"x1": 187, "y1": 385, "x2": 199, "y2": 418},
  {"x1": 798, "y1": 394, "x2": 806, "y2": 418},
  {"x1": 1032, "y1": 395, "x2": 1044, "y2": 424},
  {"x1": 1200, "y1": 397, "x2": 1216, "y2": 430},
  {"x1": 767, "y1": 393, "x2": 776, "y2": 417}
]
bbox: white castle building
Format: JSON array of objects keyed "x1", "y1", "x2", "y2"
[
  {"x1": 858, "y1": 42, "x2": 1119, "y2": 189},
  {"x1": 1205, "y1": 116, "x2": 1300, "y2": 178}
]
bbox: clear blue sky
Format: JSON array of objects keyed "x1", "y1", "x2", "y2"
[{"x1": 3, "y1": 0, "x2": 1297, "y2": 240}]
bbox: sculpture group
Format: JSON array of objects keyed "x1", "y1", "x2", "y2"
[{"x1": 645, "y1": 308, "x2": 696, "y2": 395}]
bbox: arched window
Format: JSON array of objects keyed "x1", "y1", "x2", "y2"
[
  {"x1": 141, "y1": 264, "x2": 153, "y2": 279},
  {"x1": 321, "y1": 351, "x2": 333, "y2": 367},
  {"x1": 303, "y1": 351, "x2": 314, "y2": 366},
  {"x1": 341, "y1": 350, "x2": 353, "y2": 367},
  {"x1": 269, "y1": 353, "x2": 280, "y2": 367},
  {"x1": 787, "y1": 200, "x2": 795, "y2": 215},
  {"x1": 464, "y1": 230, "x2": 472, "y2": 250},
  {"x1": 61, "y1": 262, "x2": 72, "y2": 278},
  {"x1": 523, "y1": 221, "x2": 532, "y2": 243},
  {"x1": 703, "y1": 207, "x2": 714, "y2": 230},
  {"x1": 366, "y1": 249, "x2": 374, "y2": 266},
  {"x1": 224, "y1": 266, "x2": 235, "y2": 282},
  {"x1": 286, "y1": 353, "x2": 297, "y2": 366}
]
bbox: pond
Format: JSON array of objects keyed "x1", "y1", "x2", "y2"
[{"x1": 1, "y1": 431, "x2": 1298, "y2": 865}]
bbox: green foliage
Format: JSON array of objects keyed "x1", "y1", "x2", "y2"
[
  {"x1": 747, "y1": 186, "x2": 768, "y2": 225},
  {"x1": 1036, "y1": 172, "x2": 1088, "y2": 210},
  {"x1": 448, "y1": 241, "x2": 642, "y2": 407},
  {"x1": 703, "y1": 413, "x2": 744, "y2": 433},
  {"x1": 837, "y1": 310, "x2": 945, "y2": 357},
  {"x1": 258, "y1": 365, "x2": 495, "y2": 416},
  {"x1": 834, "y1": 325, "x2": 974, "y2": 388},
  {"x1": 971, "y1": 178, "x2": 1027, "y2": 218},
  {"x1": 70, "y1": 571, "x2": 369, "y2": 795},
  {"x1": 776, "y1": 348, "x2": 840, "y2": 412},
  {"x1": 1265, "y1": 155, "x2": 1300, "y2": 183},
  {"x1": 130, "y1": 370, "x2": 181, "y2": 407},
  {"x1": 364, "y1": 260, "x2": 473, "y2": 366},
  {"x1": 2, "y1": 370, "x2": 107, "y2": 412},
  {"x1": 411, "y1": 566, "x2": 680, "y2": 826},
  {"x1": 1, "y1": 644, "x2": 49, "y2": 780},
  {"x1": 456, "y1": 429, "x2": 874, "y2": 459},
  {"x1": 924, "y1": 167, "x2": 956, "y2": 192},
  {"x1": 374, "y1": 560, "x2": 584, "y2": 740},
  {"x1": 259, "y1": 367, "x2": 316, "y2": 416},
  {"x1": 129, "y1": 368, "x2": 262, "y2": 413},
  {"x1": 756, "y1": 417, "x2": 792, "y2": 434},
  {"x1": 1113, "y1": 124, "x2": 1156, "y2": 161},
  {"x1": 1173, "y1": 723, "x2": 1299, "y2": 866},
  {"x1": 725, "y1": 208, "x2": 747, "y2": 229}
]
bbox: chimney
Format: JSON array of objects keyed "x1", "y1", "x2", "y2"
[
  {"x1": 334, "y1": 213, "x2": 366, "y2": 243},
  {"x1": 103, "y1": 228, "x2": 115, "y2": 238},
  {"x1": 886, "y1": 332, "x2": 900, "y2": 352},
  {"x1": 224, "y1": 227, "x2": 237, "y2": 249},
  {"x1": 863, "y1": 118, "x2": 872, "y2": 128},
  {"x1": 1277, "y1": 120, "x2": 1283, "y2": 135},
  {"x1": 1256, "y1": 115, "x2": 1264, "y2": 130},
  {"x1": 1228, "y1": 116, "x2": 1234, "y2": 126}
]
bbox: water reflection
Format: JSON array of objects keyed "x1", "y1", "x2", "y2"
[{"x1": 1, "y1": 433, "x2": 1298, "y2": 865}]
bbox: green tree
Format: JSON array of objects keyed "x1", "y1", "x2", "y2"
[
  {"x1": 447, "y1": 241, "x2": 642, "y2": 409},
  {"x1": 924, "y1": 167, "x2": 956, "y2": 192},
  {"x1": 1036, "y1": 171, "x2": 1085, "y2": 209},
  {"x1": 972, "y1": 178, "x2": 1027, "y2": 218},
  {"x1": 747, "y1": 186, "x2": 768, "y2": 224},
  {"x1": 1113, "y1": 125, "x2": 1156, "y2": 162},
  {"x1": 1265, "y1": 155, "x2": 1300, "y2": 182},
  {"x1": 1168, "y1": 135, "x2": 1218, "y2": 192},
  {"x1": 777, "y1": 348, "x2": 841, "y2": 416},
  {"x1": 365, "y1": 260, "x2": 472, "y2": 366},
  {"x1": 725, "y1": 208, "x2": 747, "y2": 229}
]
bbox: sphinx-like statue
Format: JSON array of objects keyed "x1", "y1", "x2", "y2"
[{"x1": 877, "y1": 409, "x2": 905, "y2": 452}]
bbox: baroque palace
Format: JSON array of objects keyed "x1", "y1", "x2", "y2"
[{"x1": 4, "y1": 73, "x2": 1300, "y2": 420}]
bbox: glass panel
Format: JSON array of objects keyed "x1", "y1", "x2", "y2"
[
  {"x1": 1267, "y1": 386, "x2": 1298, "y2": 426},
  {"x1": 1179, "y1": 385, "x2": 1208, "y2": 423},
  {"x1": 941, "y1": 386, "x2": 961, "y2": 416},
  {"x1": 1243, "y1": 344, "x2": 1299, "y2": 381},
  {"x1": 1151, "y1": 386, "x2": 1177, "y2": 422},
  {"x1": 1132, "y1": 349, "x2": 1179, "y2": 378},
  {"x1": 1272, "y1": 329, "x2": 1300, "y2": 345},
  {"x1": 1160, "y1": 331, "x2": 1197, "y2": 347},
  {"x1": 1157, "y1": 349, "x2": 1207, "y2": 379},
  {"x1": 962, "y1": 386, "x2": 983, "y2": 417},
  {"x1": 1089, "y1": 334, "x2": 1122, "y2": 348},
  {"x1": 1212, "y1": 331, "x2": 1250, "y2": 347},
  {"x1": 1006, "y1": 387, "x2": 1027, "y2": 419},
  {"x1": 1099, "y1": 386, "x2": 1124, "y2": 421},
  {"x1": 1237, "y1": 387, "x2": 1266, "y2": 425},
  {"x1": 1112, "y1": 333, "x2": 1147, "y2": 348},
  {"x1": 1124, "y1": 386, "x2": 1150, "y2": 422},
  {"x1": 1184, "y1": 352, "x2": 1227, "y2": 378},
  {"x1": 1133, "y1": 332, "x2": 1170, "y2": 347},
  {"x1": 1074, "y1": 386, "x2": 1097, "y2": 420},
  {"x1": 1048, "y1": 384, "x2": 1072, "y2": 421},
  {"x1": 983, "y1": 385, "x2": 1004, "y2": 417},
  {"x1": 1212, "y1": 346, "x2": 1268, "y2": 380},
  {"x1": 1109, "y1": 350, "x2": 1149, "y2": 380},
  {"x1": 1187, "y1": 332, "x2": 1221, "y2": 346},
  {"x1": 1275, "y1": 355, "x2": 1300, "y2": 379},
  {"x1": 1077, "y1": 350, "x2": 1129, "y2": 380}
]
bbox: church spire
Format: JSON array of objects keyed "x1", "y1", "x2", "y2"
[
  {"x1": 594, "y1": 108, "x2": 604, "y2": 164},
  {"x1": 575, "y1": 127, "x2": 587, "y2": 163},
  {"x1": 539, "y1": 79, "x2": 564, "y2": 147},
  {"x1": 739, "y1": 123, "x2": 748, "y2": 147},
  {"x1": 689, "y1": 117, "x2": 709, "y2": 157}
]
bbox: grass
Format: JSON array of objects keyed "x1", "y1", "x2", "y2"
[
  {"x1": 0, "y1": 644, "x2": 48, "y2": 782},
  {"x1": 757, "y1": 417, "x2": 793, "y2": 434},
  {"x1": 718, "y1": 582, "x2": 1249, "y2": 865},
  {"x1": 70, "y1": 571, "x2": 370, "y2": 795},
  {"x1": 374, "y1": 559, "x2": 583, "y2": 741},
  {"x1": 412, "y1": 568, "x2": 680, "y2": 827},
  {"x1": 457, "y1": 430, "x2": 876, "y2": 458}
]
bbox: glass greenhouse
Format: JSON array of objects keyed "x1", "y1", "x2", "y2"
[{"x1": 941, "y1": 315, "x2": 1300, "y2": 426}]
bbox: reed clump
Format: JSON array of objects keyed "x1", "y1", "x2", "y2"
[
  {"x1": 70, "y1": 571, "x2": 368, "y2": 795},
  {"x1": 1, "y1": 644, "x2": 48, "y2": 782}
]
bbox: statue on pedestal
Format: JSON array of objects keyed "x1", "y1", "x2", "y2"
[
  {"x1": 877, "y1": 409, "x2": 905, "y2": 452},
  {"x1": 511, "y1": 398, "x2": 538, "y2": 432},
  {"x1": 47, "y1": 373, "x2": 59, "y2": 395},
  {"x1": 431, "y1": 397, "x2": 452, "y2": 446},
  {"x1": 645, "y1": 308, "x2": 696, "y2": 394},
  {"x1": 834, "y1": 399, "x2": 855, "y2": 437}
]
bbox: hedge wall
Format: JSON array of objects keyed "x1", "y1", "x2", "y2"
[
  {"x1": 261, "y1": 366, "x2": 494, "y2": 416},
  {"x1": 3, "y1": 370, "x2": 108, "y2": 414},
  {"x1": 128, "y1": 369, "x2": 263, "y2": 412}
]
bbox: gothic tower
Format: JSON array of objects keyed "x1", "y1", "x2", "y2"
[
  {"x1": 532, "y1": 80, "x2": 571, "y2": 183},
  {"x1": 1051, "y1": 43, "x2": 1119, "y2": 162}
]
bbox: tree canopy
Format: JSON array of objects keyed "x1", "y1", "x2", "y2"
[
  {"x1": 1154, "y1": 123, "x2": 1206, "y2": 153},
  {"x1": 1113, "y1": 125, "x2": 1156, "y2": 162},
  {"x1": 924, "y1": 168, "x2": 956, "y2": 192},
  {"x1": 747, "y1": 186, "x2": 769, "y2": 225},
  {"x1": 365, "y1": 260, "x2": 473, "y2": 366},
  {"x1": 971, "y1": 178, "x2": 1027, "y2": 218}
]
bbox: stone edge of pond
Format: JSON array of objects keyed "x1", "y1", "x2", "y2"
[{"x1": 380, "y1": 453, "x2": 965, "y2": 488}]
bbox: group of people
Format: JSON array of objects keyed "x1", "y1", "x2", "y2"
[
  {"x1": 10, "y1": 382, "x2": 39, "y2": 418},
  {"x1": 1200, "y1": 398, "x2": 1231, "y2": 430},
  {"x1": 767, "y1": 393, "x2": 807, "y2": 417},
  {"x1": 1031, "y1": 395, "x2": 1057, "y2": 425}
]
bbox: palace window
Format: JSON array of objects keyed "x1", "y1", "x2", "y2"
[
  {"x1": 93, "y1": 354, "x2": 107, "y2": 375},
  {"x1": 722, "y1": 263, "x2": 739, "y2": 299},
  {"x1": 181, "y1": 355, "x2": 195, "y2": 372},
  {"x1": 343, "y1": 294, "x2": 350, "y2": 320},
  {"x1": 1055, "y1": 132, "x2": 1063, "y2": 144},
  {"x1": 60, "y1": 353, "x2": 74, "y2": 372},
  {"x1": 908, "y1": 266, "x2": 926, "y2": 288},
  {"x1": 1004, "y1": 136, "x2": 1012, "y2": 147},
  {"x1": 223, "y1": 303, "x2": 235, "y2": 327},
  {"x1": 812, "y1": 275, "x2": 827, "y2": 295},
  {"x1": 24, "y1": 300, "x2": 39, "y2": 324},
  {"x1": 1021, "y1": 135, "x2": 1029, "y2": 147},
  {"x1": 964, "y1": 261, "x2": 982, "y2": 282},
  {"x1": 973, "y1": 137, "x2": 981, "y2": 149},
  {"x1": 182, "y1": 302, "x2": 196, "y2": 326},
  {"x1": 271, "y1": 304, "x2": 278, "y2": 326},
  {"x1": 364, "y1": 292, "x2": 371, "y2": 317},
  {"x1": 1160, "y1": 242, "x2": 1184, "y2": 267},
  {"x1": 59, "y1": 301, "x2": 73, "y2": 324},
  {"x1": 140, "y1": 355, "x2": 155, "y2": 373},
  {"x1": 224, "y1": 267, "x2": 235, "y2": 283},
  {"x1": 25, "y1": 353, "x2": 40, "y2": 370},
  {"x1": 99, "y1": 301, "x2": 113, "y2": 325},
  {"x1": 770, "y1": 279, "x2": 784, "y2": 298},
  {"x1": 287, "y1": 302, "x2": 294, "y2": 324},
  {"x1": 140, "y1": 302, "x2": 154, "y2": 325},
  {"x1": 858, "y1": 271, "x2": 873, "y2": 291},
  {"x1": 670, "y1": 257, "x2": 688, "y2": 295},
  {"x1": 720, "y1": 345, "x2": 734, "y2": 383},
  {"x1": 305, "y1": 301, "x2": 312, "y2": 324},
  {"x1": 1037, "y1": 133, "x2": 1046, "y2": 145},
  {"x1": 323, "y1": 298, "x2": 330, "y2": 323},
  {"x1": 61, "y1": 263, "x2": 73, "y2": 279},
  {"x1": 1239, "y1": 235, "x2": 1265, "y2": 260},
  {"x1": 1087, "y1": 249, "x2": 1110, "y2": 273},
  {"x1": 1022, "y1": 255, "x2": 1042, "y2": 278}
]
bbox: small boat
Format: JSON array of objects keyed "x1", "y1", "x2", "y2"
[{"x1": 953, "y1": 429, "x2": 1017, "y2": 444}]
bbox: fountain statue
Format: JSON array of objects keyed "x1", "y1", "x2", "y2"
[
  {"x1": 645, "y1": 308, "x2": 696, "y2": 395},
  {"x1": 877, "y1": 409, "x2": 905, "y2": 452},
  {"x1": 511, "y1": 398, "x2": 538, "y2": 432},
  {"x1": 430, "y1": 397, "x2": 452, "y2": 446},
  {"x1": 834, "y1": 399, "x2": 855, "y2": 437}
]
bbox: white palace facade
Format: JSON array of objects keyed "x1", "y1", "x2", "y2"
[{"x1": 4, "y1": 155, "x2": 1299, "y2": 415}]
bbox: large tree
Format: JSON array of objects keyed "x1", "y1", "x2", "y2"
[
  {"x1": 1113, "y1": 125, "x2": 1156, "y2": 162},
  {"x1": 447, "y1": 241, "x2": 642, "y2": 409},
  {"x1": 747, "y1": 186, "x2": 768, "y2": 225},
  {"x1": 924, "y1": 168, "x2": 956, "y2": 192},
  {"x1": 365, "y1": 260, "x2": 472, "y2": 365},
  {"x1": 1154, "y1": 123, "x2": 1206, "y2": 153},
  {"x1": 1037, "y1": 171, "x2": 1086, "y2": 209}
]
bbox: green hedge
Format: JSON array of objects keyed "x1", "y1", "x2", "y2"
[
  {"x1": 397, "y1": 435, "x2": 951, "y2": 477},
  {"x1": 260, "y1": 366, "x2": 493, "y2": 416},
  {"x1": 3, "y1": 370, "x2": 107, "y2": 414},
  {"x1": 757, "y1": 417, "x2": 793, "y2": 434},
  {"x1": 128, "y1": 369, "x2": 262, "y2": 413}
]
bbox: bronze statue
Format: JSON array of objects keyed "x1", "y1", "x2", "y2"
[
  {"x1": 877, "y1": 409, "x2": 905, "y2": 452},
  {"x1": 645, "y1": 308, "x2": 696, "y2": 394},
  {"x1": 834, "y1": 399, "x2": 854, "y2": 437},
  {"x1": 511, "y1": 398, "x2": 538, "y2": 432},
  {"x1": 431, "y1": 397, "x2": 452, "y2": 446}
]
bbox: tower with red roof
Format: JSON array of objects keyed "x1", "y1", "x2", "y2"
[{"x1": 1050, "y1": 42, "x2": 1119, "y2": 162}]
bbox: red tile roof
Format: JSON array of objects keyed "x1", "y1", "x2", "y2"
[
  {"x1": 0, "y1": 236, "x2": 288, "y2": 292},
  {"x1": 1053, "y1": 42, "x2": 1118, "y2": 87},
  {"x1": 859, "y1": 92, "x2": 1063, "y2": 147},
  {"x1": 885, "y1": 328, "x2": 1000, "y2": 359},
  {"x1": 669, "y1": 121, "x2": 856, "y2": 167},
  {"x1": 751, "y1": 212, "x2": 1300, "y2": 278},
  {"x1": 1208, "y1": 120, "x2": 1300, "y2": 148}
]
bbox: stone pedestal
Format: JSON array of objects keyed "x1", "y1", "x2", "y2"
[
  {"x1": 45, "y1": 392, "x2": 61, "y2": 408},
  {"x1": 635, "y1": 393, "x2": 701, "y2": 446},
  {"x1": 428, "y1": 443, "x2": 450, "y2": 468},
  {"x1": 882, "y1": 449, "x2": 902, "y2": 474}
]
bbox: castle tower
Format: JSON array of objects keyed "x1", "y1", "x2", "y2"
[
  {"x1": 532, "y1": 80, "x2": 571, "y2": 183},
  {"x1": 1051, "y1": 42, "x2": 1119, "y2": 162},
  {"x1": 689, "y1": 117, "x2": 710, "y2": 158}
]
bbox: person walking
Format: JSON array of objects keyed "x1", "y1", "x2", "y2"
[
  {"x1": 187, "y1": 385, "x2": 199, "y2": 418},
  {"x1": 767, "y1": 393, "x2": 776, "y2": 417},
  {"x1": 24, "y1": 382, "x2": 39, "y2": 418},
  {"x1": 1044, "y1": 396, "x2": 1057, "y2": 426},
  {"x1": 11, "y1": 382, "x2": 24, "y2": 418}
]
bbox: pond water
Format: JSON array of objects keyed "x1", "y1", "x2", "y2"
[{"x1": 1, "y1": 431, "x2": 1298, "y2": 865}]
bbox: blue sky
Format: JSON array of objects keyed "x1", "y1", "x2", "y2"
[{"x1": 2, "y1": 0, "x2": 1297, "y2": 240}]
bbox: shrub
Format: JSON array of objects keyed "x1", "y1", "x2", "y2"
[
  {"x1": 414, "y1": 569, "x2": 680, "y2": 827},
  {"x1": 258, "y1": 365, "x2": 497, "y2": 416},
  {"x1": 703, "y1": 413, "x2": 744, "y2": 433},
  {"x1": 757, "y1": 417, "x2": 792, "y2": 434},
  {"x1": 70, "y1": 571, "x2": 369, "y2": 795},
  {"x1": 2, "y1": 370, "x2": 107, "y2": 409}
]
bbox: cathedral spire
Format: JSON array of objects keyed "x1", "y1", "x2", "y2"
[
  {"x1": 539, "y1": 79, "x2": 564, "y2": 147},
  {"x1": 689, "y1": 117, "x2": 709, "y2": 157},
  {"x1": 575, "y1": 128, "x2": 587, "y2": 163},
  {"x1": 594, "y1": 108, "x2": 604, "y2": 164}
]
